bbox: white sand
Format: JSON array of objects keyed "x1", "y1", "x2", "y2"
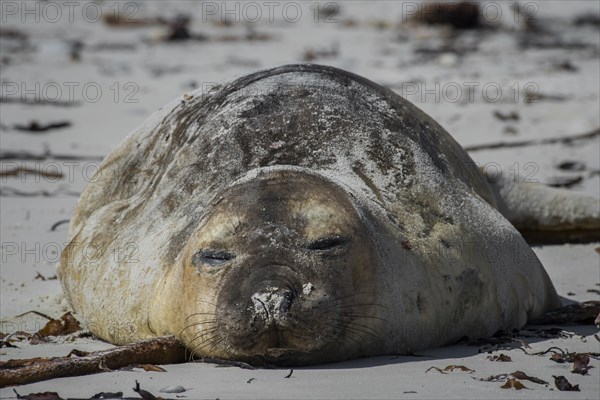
[{"x1": 1, "y1": 1, "x2": 599, "y2": 398}]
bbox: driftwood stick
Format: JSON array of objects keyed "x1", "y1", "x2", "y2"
[
  {"x1": 465, "y1": 128, "x2": 599, "y2": 152},
  {"x1": 0, "y1": 335, "x2": 186, "y2": 388},
  {"x1": 520, "y1": 229, "x2": 600, "y2": 245},
  {"x1": 0, "y1": 150, "x2": 104, "y2": 161},
  {"x1": 529, "y1": 300, "x2": 600, "y2": 325}
]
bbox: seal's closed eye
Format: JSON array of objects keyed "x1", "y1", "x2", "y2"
[
  {"x1": 193, "y1": 249, "x2": 236, "y2": 267},
  {"x1": 307, "y1": 236, "x2": 350, "y2": 251}
]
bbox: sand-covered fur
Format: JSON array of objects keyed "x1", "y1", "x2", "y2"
[{"x1": 58, "y1": 64, "x2": 561, "y2": 365}]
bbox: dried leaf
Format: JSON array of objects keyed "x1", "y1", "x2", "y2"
[
  {"x1": 476, "y1": 371, "x2": 547, "y2": 385},
  {"x1": 548, "y1": 350, "x2": 598, "y2": 367},
  {"x1": 0, "y1": 340, "x2": 19, "y2": 348},
  {"x1": 556, "y1": 160, "x2": 586, "y2": 171},
  {"x1": 89, "y1": 392, "x2": 123, "y2": 399},
  {"x1": 13, "y1": 121, "x2": 71, "y2": 133},
  {"x1": 487, "y1": 354, "x2": 512, "y2": 362},
  {"x1": 475, "y1": 373, "x2": 509, "y2": 382},
  {"x1": 547, "y1": 176, "x2": 583, "y2": 188},
  {"x1": 408, "y1": 2, "x2": 481, "y2": 29},
  {"x1": 34, "y1": 272, "x2": 58, "y2": 281},
  {"x1": 34, "y1": 312, "x2": 81, "y2": 339},
  {"x1": 5, "y1": 331, "x2": 32, "y2": 342},
  {"x1": 501, "y1": 378, "x2": 527, "y2": 390},
  {"x1": 28, "y1": 336, "x2": 50, "y2": 344},
  {"x1": 132, "y1": 380, "x2": 158, "y2": 400},
  {"x1": 572, "y1": 353, "x2": 590, "y2": 375},
  {"x1": 66, "y1": 349, "x2": 91, "y2": 358},
  {"x1": 13, "y1": 390, "x2": 63, "y2": 400},
  {"x1": 510, "y1": 370, "x2": 548, "y2": 385},
  {"x1": 426, "y1": 365, "x2": 474, "y2": 373},
  {"x1": 553, "y1": 375, "x2": 580, "y2": 391},
  {"x1": 444, "y1": 365, "x2": 474, "y2": 373},
  {"x1": 426, "y1": 366, "x2": 447, "y2": 374}
]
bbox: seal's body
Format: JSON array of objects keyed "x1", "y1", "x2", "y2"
[{"x1": 59, "y1": 64, "x2": 574, "y2": 365}]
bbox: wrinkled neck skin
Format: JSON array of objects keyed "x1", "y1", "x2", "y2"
[{"x1": 149, "y1": 167, "x2": 388, "y2": 366}]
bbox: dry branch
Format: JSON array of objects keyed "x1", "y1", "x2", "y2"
[
  {"x1": 465, "y1": 128, "x2": 599, "y2": 152},
  {"x1": 0, "y1": 336, "x2": 186, "y2": 387}
]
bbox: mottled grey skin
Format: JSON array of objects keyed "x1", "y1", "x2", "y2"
[
  {"x1": 59, "y1": 64, "x2": 561, "y2": 366},
  {"x1": 176, "y1": 171, "x2": 382, "y2": 365}
]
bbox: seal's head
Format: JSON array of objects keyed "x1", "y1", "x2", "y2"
[{"x1": 178, "y1": 169, "x2": 383, "y2": 365}]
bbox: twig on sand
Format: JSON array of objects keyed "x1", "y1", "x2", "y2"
[
  {"x1": 50, "y1": 219, "x2": 70, "y2": 231},
  {"x1": 0, "y1": 336, "x2": 186, "y2": 387},
  {"x1": 516, "y1": 346, "x2": 566, "y2": 356},
  {"x1": 465, "y1": 128, "x2": 599, "y2": 152},
  {"x1": 196, "y1": 357, "x2": 256, "y2": 370},
  {"x1": 0, "y1": 150, "x2": 104, "y2": 161},
  {"x1": 528, "y1": 300, "x2": 600, "y2": 325},
  {"x1": 0, "y1": 187, "x2": 81, "y2": 197}
]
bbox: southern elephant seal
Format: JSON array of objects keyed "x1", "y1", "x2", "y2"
[{"x1": 59, "y1": 64, "x2": 584, "y2": 366}]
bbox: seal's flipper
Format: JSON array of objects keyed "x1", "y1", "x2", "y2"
[{"x1": 484, "y1": 171, "x2": 600, "y2": 244}]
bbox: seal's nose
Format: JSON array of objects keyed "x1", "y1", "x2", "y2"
[{"x1": 251, "y1": 287, "x2": 295, "y2": 322}]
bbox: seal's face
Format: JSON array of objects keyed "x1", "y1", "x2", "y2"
[{"x1": 179, "y1": 171, "x2": 382, "y2": 365}]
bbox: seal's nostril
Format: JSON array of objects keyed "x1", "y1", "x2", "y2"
[
  {"x1": 251, "y1": 293, "x2": 270, "y2": 319},
  {"x1": 252, "y1": 288, "x2": 295, "y2": 321},
  {"x1": 253, "y1": 297, "x2": 269, "y2": 318},
  {"x1": 279, "y1": 291, "x2": 295, "y2": 315}
]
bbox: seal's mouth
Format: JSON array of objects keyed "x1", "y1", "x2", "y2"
[
  {"x1": 203, "y1": 281, "x2": 346, "y2": 364},
  {"x1": 236, "y1": 347, "x2": 330, "y2": 367}
]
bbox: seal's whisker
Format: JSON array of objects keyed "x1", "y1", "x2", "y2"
[
  {"x1": 338, "y1": 313, "x2": 389, "y2": 323},
  {"x1": 180, "y1": 319, "x2": 219, "y2": 336},
  {"x1": 341, "y1": 328, "x2": 372, "y2": 346},
  {"x1": 338, "y1": 319, "x2": 381, "y2": 339},
  {"x1": 205, "y1": 336, "x2": 225, "y2": 354},
  {"x1": 196, "y1": 326, "x2": 220, "y2": 338},
  {"x1": 184, "y1": 312, "x2": 218, "y2": 322},
  {"x1": 334, "y1": 303, "x2": 388, "y2": 310},
  {"x1": 327, "y1": 291, "x2": 373, "y2": 303},
  {"x1": 335, "y1": 327, "x2": 367, "y2": 347},
  {"x1": 188, "y1": 326, "x2": 220, "y2": 343},
  {"x1": 194, "y1": 299, "x2": 219, "y2": 308},
  {"x1": 225, "y1": 213, "x2": 241, "y2": 235},
  {"x1": 333, "y1": 318, "x2": 383, "y2": 342},
  {"x1": 186, "y1": 349, "x2": 193, "y2": 363},
  {"x1": 186, "y1": 345, "x2": 202, "y2": 363},
  {"x1": 189, "y1": 331, "x2": 221, "y2": 351},
  {"x1": 337, "y1": 319, "x2": 381, "y2": 337}
]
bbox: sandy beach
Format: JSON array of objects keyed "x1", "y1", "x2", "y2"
[{"x1": 1, "y1": 1, "x2": 599, "y2": 398}]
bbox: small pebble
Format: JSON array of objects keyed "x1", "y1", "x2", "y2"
[{"x1": 438, "y1": 52, "x2": 458, "y2": 67}]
